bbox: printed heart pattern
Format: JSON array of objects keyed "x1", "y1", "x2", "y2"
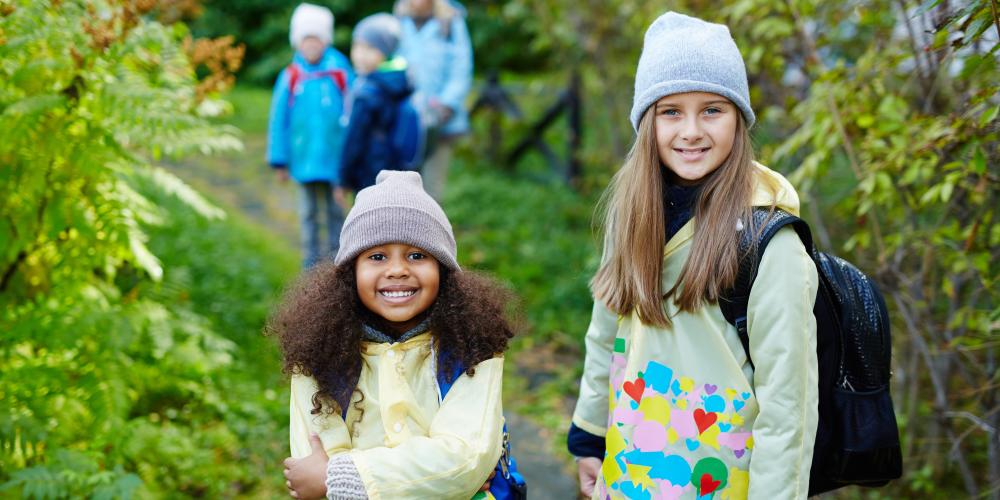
[
  {"x1": 694, "y1": 408, "x2": 717, "y2": 434},
  {"x1": 700, "y1": 473, "x2": 722, "y2": 495},
  {"x1": 605, "y1": 360, "x2": 754, "y2": 497},
  {"x1": 623, "y1": 378, "x2": 645, "y2": 403}
]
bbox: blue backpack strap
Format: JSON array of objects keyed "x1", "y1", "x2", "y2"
[
  {"x1": 435, "y1": 348, "x2": 466, "y2": 399},
  {"x1": 436, "y1": 348, "x2": 526, "y2": 500}
]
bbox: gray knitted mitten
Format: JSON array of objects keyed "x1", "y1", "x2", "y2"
[{"x1": 325, "y1": 454, "x2": 368, "y2": 500}]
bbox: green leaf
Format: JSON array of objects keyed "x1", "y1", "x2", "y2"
[
  {"x1": 981, "y1": 105, "x2": 999, "y2": 127},
  {"x1": 914, "y1": 0, "x2": 942, "y2": 16},
  {"x1": 940, "y1": 181, "x2": 954, "y2": 202},
  {"x1": 972, "y1": 148, "x2": 987, "y2": 174},
  {"x1": 920, "y1": 184, "x2": 941, "y2": 205},
  {"x1": 129, "y1": 234, "x2": 163, "y2": 282}
]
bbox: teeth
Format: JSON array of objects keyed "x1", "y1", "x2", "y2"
[{"x1": 381, "y1": 290, "x2": 416, "y2": 298}]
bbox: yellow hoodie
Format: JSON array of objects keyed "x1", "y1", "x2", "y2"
[
  {"x1": 573, "y1": 164, "x2": 819, "y2": 500},
  {"x1": 290, "y1": 333, "x2": 504, "y2": 499}
]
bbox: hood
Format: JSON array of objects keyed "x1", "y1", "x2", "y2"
[
  {"x1": 750, "y1": 162, "x2": 800, "y2": 216},
  {"x1": 663, "y1": 162, "x2": 801, "y2": 254},
  {"x1": 367, "y1": 60, "x2": 413, "y2": 100}
]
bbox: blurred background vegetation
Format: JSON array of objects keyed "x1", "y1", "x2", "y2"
[{"x1": 1, "y1": 0, "x2": 997, "y2": 498}]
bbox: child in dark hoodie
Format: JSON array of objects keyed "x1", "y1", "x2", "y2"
[{"x1": 336, "y1": 13, "x2": 414, "y2": 201}]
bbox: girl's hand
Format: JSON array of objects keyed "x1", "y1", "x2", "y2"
[
  {"x1": 283, "y1": 434, "x2": 329, "y2": 499},
  {"x1": 576, "y1": 456, "x2": 601, "y2": 498},
  {"x1": 275, "y1": 167, "x2": 290, "y2": 184},
  {"x1": 478, "y1": 470, "x2": 496, "y2": 492},
  {"x1": 334, "y1": 187, "x2": 350, "y2": 211}
]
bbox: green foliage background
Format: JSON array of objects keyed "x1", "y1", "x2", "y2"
[{"x1": 0, "y1": 1, "x2": 293, "y2": 497}]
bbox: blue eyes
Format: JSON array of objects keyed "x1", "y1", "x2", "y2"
[{"x1": 659, "y1": 107, "x2": 723, "y2": 116}]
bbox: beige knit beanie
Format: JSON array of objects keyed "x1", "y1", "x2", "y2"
[{"x1": 335, "y1": 171, "x2": 459, "y2": 270}]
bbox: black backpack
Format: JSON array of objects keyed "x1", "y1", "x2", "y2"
[{"x1": 719, "y1": 208, "x2": 902, "y2": 496}]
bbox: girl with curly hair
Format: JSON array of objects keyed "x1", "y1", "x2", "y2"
[{"x1": 273, "y1": 170, "x2": 517, "y2": 499}]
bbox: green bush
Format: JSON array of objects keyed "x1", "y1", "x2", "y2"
[{"x1": 0, "y1": 1, "x2": 295, "y2": 497}]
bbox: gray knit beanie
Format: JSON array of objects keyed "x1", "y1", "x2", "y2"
[
  {"x1": 352, "y1": 13, "x2": 402, "y2": 57},
  {"x1": 630, "y1": 12, "x2": 755, "y2": 131},
  {"x1": 335, "y1": 170, "x2": 459, "y2": 271}
]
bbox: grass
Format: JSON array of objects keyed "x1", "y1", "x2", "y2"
[{"x1": 134, "y1": 167, "x2": 300, "y2": 497}]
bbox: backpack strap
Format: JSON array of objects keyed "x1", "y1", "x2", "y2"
[
  {"x1": 435, "y1": 348, "x2": 526, "y2": 498},
  {"x1": 286, "y1": 64, "x2": 348, "y2": 108},
  {"x1": 315, "y1": 68, "x2": 348, "y2": 94},
  {"x1": 286, "y1": 63, "x2": 303, "y2": 107},
  {"x1": 718, "y1": 208, "x2": 817, "y2": 371},
  {"x1": 435, "y1": 347, "x2": 466, "y2": 399}
]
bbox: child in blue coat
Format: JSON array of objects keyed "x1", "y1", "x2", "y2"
[
  {"x1": 267, "y1": 3, "x2": 354, "y2": 268},
  {"x1": 336, "y1": 13, "x2": 416, "y2": 201}
]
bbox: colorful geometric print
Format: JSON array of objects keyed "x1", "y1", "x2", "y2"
[{"x1": 601, "y1": 359, "x2": 754, "y2": 500}]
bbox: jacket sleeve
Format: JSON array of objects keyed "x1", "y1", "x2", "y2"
[
  {"x1": 571, "y1": 299, "x2": 619, "y2": 438},
  {"x1": 339, "y1": 95, "x2": 374, "y2": 190},
  {"x1": 348, "y1": 357, "x2": 504, "y2": 500},
  {"x1": 745, "y1": 227, "x2": 819, "y2": 500},
  {"x1": 267, "y1": 69, "x2": 292, "y2": 167},
  {"x1": 438, "y1": 16, "x2": 473, "y2": 112},
  {"x1": 289, "y1": 375, "x2": 354, "y2": 458}
]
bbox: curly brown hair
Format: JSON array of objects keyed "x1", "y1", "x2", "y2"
[{"x1": 268, "y1": 261, "x2": 517, "y2": 416}]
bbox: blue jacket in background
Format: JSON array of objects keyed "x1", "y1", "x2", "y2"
[
  {"x1": 397, "y1": 5, "x2": 473, "y2": 136},
  {"x1": 267, "y1": 48, "x2": 354, "y2": 184},
  {"x1": 339, "y1": 62, "x2": 415, "y2": 191}
]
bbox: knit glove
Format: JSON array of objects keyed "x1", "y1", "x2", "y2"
[{"x1": 326, "y1": 454, "x2": 368, "y2": 500}]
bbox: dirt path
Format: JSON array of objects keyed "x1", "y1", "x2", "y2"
[{"x1": 168, "y1": 129, "x2": 579, "y2": 500}]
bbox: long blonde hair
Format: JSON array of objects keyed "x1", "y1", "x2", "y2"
[{"x1": 591, "y1": 106, "x2": 763, "y2": 327}]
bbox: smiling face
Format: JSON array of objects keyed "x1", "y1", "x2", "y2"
[
  {"x1": 355, "y1": 243, "x2": 440, "y2": 332},
  {"x1": 654, "y1": 92, "x2": 739, "y2": 185}
]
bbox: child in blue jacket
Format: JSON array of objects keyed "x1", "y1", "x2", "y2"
[
  {"x1": 267, "y1": 3, "x2": 354, "y2": 268},
  {"x1": 335, "y1": 13, "x2": 415, "y2": 200}
]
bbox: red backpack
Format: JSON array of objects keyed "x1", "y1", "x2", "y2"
[{"x1": 285, "y1": 63, "x2": 347, "y2": 107}]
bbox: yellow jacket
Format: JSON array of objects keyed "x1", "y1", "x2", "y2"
[
  {"x1": 290, "y1": 332, "x2": 504, "y2": 499},
  {"x1": 573, "y1": 164, "x2": 819, "y2": 500}
]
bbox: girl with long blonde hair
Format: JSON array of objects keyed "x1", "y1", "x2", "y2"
[{"x1": 568, "y1": 12, "x2": 819, "y2": 500}]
